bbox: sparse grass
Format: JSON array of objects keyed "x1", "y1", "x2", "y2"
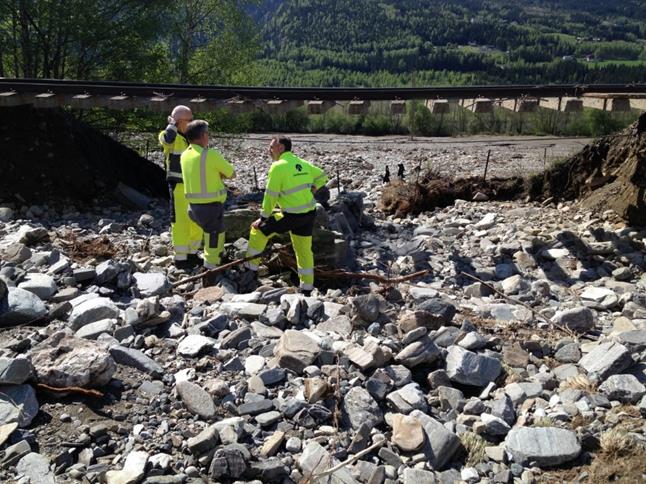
[
  {"x1": 599, "y1": 428, "x2": 638, "y2": 458},
  {"x1": 533, "y1": 416, "x2": 556, "y2": 427},
  {"x1": 569, "y1": 413, "x2": 594, "y2": 430},
  {"x1": 559, "y1": 374, "x2": 597, "y2": 393},
  {"x1": 459, "y1": 431, "x2": 487, "y2": 466}
]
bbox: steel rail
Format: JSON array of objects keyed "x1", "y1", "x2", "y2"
[{"x1": 1, "y1": 78, "x2": 645, "y2": 101}]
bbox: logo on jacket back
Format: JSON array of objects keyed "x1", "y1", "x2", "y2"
[{"x1": 295, "y1": 164, "x2": 302, "y2": 172}]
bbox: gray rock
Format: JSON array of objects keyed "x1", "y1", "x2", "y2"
[
  {"x1": 504, "y1": 427, "x2": 581, "y2": 467},
  {"x1": 299, "y1": 441, "x2": 359, "y2": 483},
  {"x1": 238, "y1": 399, "x2": 273, "y2": 416},
  {"x1": 551, "y1": 307, "x2": 595, "y2": 333},
  {"x1": 0, "y1": 384, "x2": 39, "y2": 427},
  {"x1": 95, "y1": 260, "x2": 119, "y2": 285},
  {"x1": 395, "y1": 337, "x2": 441, "y2": 367},
  {"x1": 343, "y1": 387, "x2": 383, "y2": 430},
  {"x1": 133, "y1": 272, "x2": 171, "y2": 298},
  {"x1": 438, "y1": 386, "x2": 465, "y2": 412},
  {"x1": 221, "y1": 327, "x2": 252, "y2": 350},
  {"x1": 109, "y1": 345, "x2": 164, "y2": 378},
  {"x1": 220, "y1": 302, "x2": 267, "y2": 320},
  {"x1": 31, "y1": 330, "x2": 116, "y2": 388},
  {"x1": 105, "y1": 450, "x2": 149, "y2": 484},
  {"x1": 209, "y1": 444, "x2": 249, "y2": 479},
  {"x1": 187, "y1": 426, "x2": 219, "y2": 456},
  {"x1": 554, "y1": 343, "x2": 581, "y2": 363},
  {"x1": 68, "y1": 297, "x2": 119, "y2": 331},
  {"x1": 0, "y1": 207, "x2": 13, "y2": 222},
  {"x1": 403, "y1": 468, "x2": 437, "y2": 484},
  {"x1": 274, "y1": 330, "x2": 319, "y2": 374},
  {"x1": 598, "y1": 374, "x2": 646, "y2": 403},
  {"x1": 409, "y1": 409, "x2": 460, "y2": 470},
  {"x1": 0, "y1": 287, "x2": 47, "y2": 326},
  {"x1": 579, "y1": 342, "x2": 633, "y2": 380},
  {"x1": 481, "y1": 413, "x2": 511, "y2": 436},
  {"x1": 177, "y1": 334, "x2": 216, "y2": 357},
  {"x1": 16, "y1": 452, "x2": 55, "y2": 484},
  {"x1": 176, "y1": 380, "x2": 216, "y2": 419},
  {"x1": 490, "y1": 395, "x2": 516, "y2": 426},
  {"x1": 0, "y1": 356, "x2": 33, "y2": 385},
  {"x1": 465, "y1": 282, "x2": 494, "y2": 298},
  {"x1": 417, "y1": 299, "x2": 456, "y2": 325},
  {"x1": 446, "y1": 345, "x2": 502, "y2": 387},
  {"x1": 617, "y1": 330, "x2": 646, "y2": 351},
  {"x1": 73, "y1": 267, "x2": 96, "y2": 283},
  {"x1": 317, "y1": 315, "x2": 353, "y2": 337},
  {"x1": 75, "y1": 318, "x2": 116, "y2": 339},
  {"x1": 386, "y1": 383, "x2": 428, "y2": 414},
  {"x1": 17, "y1": 273, "x2": 57, "y2": 300},
  {"x1": 352, "y1": 294, "x2": 381, "y2": 323}
]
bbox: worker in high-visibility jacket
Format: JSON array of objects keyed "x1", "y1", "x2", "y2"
[
  {"x1": 159, "y1": 105, "x2": 203, "y2": 269},
  {"x1": 180, "y1": 120, "x2": 235, "y2": 273},
  {"x1": 246, "y1": 137, "x2": 327, "y2": 295}
]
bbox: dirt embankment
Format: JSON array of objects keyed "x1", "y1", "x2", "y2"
[{"x1": 0, "y1": 105, "x2": 167, "y2": 205}]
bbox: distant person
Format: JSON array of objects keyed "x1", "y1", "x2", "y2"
[
  {"x1": 245, "y1": 136, "x2": 328, "y2": 295},
  {"x1": 398, "y1": 163, "x2": 405, "y2": 179},
  {"x1": 180, "y1": 120, "x2": 235, "y2": 278},
  {"x1": 383, "y1": 166, "x2": 391, "y2": 184},
  {"x1": 159, "y1": 105, "x2": 203, "y2": 269}
]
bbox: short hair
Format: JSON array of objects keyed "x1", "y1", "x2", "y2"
[
  {"x1": 185, "y1": 120, "x2": 209, "y2": 143},
  {"x1": 276, "y1": 136, "x2": 292, "y2": 152},
  {"x1": 171, "y1": 105, "x2": 192, "y2": 118}
]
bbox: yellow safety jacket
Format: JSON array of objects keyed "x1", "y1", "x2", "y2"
[
  {"x1": 180, "y1": 144, "x2": 234, "y2": 204},
  {"x1": 261, "y1": 151, "x2": 327, "y2": 218},
  {"x1": 159, "y1": 127, "x2": 189, "y2": 183}
]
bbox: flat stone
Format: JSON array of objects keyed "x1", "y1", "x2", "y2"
[
  {"x1": 352, "y1": 294, "x2": 382, "y2": 322},
  {"x1": 255, "y1": 411, "x2": 281, "y2": 426},
  {"x1": 31, "y1": 331, "x2": 116, "y2": 387},
  {"x1": 555, "y1": 343, "x2": 581, "y2": 363},
  {"x1": 208, "y1": 444, "x2": 249, "y2": 479},
  {"x1": 176, "y1": 381, "x2": 216, "y2": 419},
  {"x1": 0, "y1": 287, "x2": 47, "y2": 326},
  {"x1": 304, "y1": 377, "x2": 328, "y2": 403},
  {"x1": 391, "y1": 413, "x2": 425, "y2": 452},
  {"x1": 220, "y1": 327, "x2": 252, "y2": 349},
  {"x1": 193, "y1": 286, "x2": 225, "y2": 304},
  {"x1": 105, "y1": 450, "x2": 149, "y2": 484},
  {"x1": 579, "y1": 341, "x2": 632, "y2": 379},
  {"x1": 0, "y1": 422, "x2": 18, "y2": 447},
  {"x1": 598, "y1": 374, "x2": 646, "y2": 403},
  {"x1": 68, "y1": 297, "x2": 119, "y2": 331},
  {"x1": 274, "y1": 330, "x2": 319, "y2": 374},
  {"x1": 177, "y1": 334, "x2": 216, "y2": 357},
  {"x1": 503, "y1": 344, "x2": 529, "y2": 368},
  {"x1": 132, "y1": 272, "x2": 170, "y2": 298},
  {"x1": 220, "y1": 302, "x2": 267, "y2": 320},
  {"x1": 16, "y1": 452, "x2": 55, "y2": 484},
  {"x1": 317, "y1": 315, "x2": 353, "y2": 337},
  {"x1": 237, "y1": 399, "x2": 273, "y2": 416},
  {"x1": 299, "y1": 441, "x2": 359, "y2": 484},
  {"x1": 386, "y1": 382, "x2": 427, "y2": 414},
  {"x1": 402, "y1": 468, "x2": 437, "y2": 484},
  {"x1": 409, "y1": 286, "x2": 439, "y2": 301},
  {"x1": 551, "y1": 307, "x2": 595, "y2": 333},
  {"x1": 75, "y1": 318, "x2": 116, "y2": 339},
  {"x1": 0, "y1": 356, "x2": 33, "y2": 385},
  {"x1": 504, "y1": 427, "x2": 581, "y2": 467},
  {"x1": 395, "y1": 337, "x2": 441, "y2": 368},
  {"x1": 18, "y1": 273, "x2": 57, "y2": 300},
  {"x1": 345, "y1": 341, "x2": 386, "y2": 371},
  {"x1": 446, "y1": 345, "x2": 502, "y2": 387},
  {"x1": 0, "y1": 384, "x2": 38, "y2": 427},
  {"x1": 260, "y1": 431, "x2": 285, "y2": 457},
  {"x1": 581, "y1": 286, "x2": 615, "y2": 302},
  {"x1": 109, "y1": 346, "x2": 164, "y2": 378},
  {"x1": 343, "y1": 387, "x2": 383, "y2": 430}
]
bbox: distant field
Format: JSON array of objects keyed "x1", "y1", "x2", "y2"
[{"x1": 588, "y1": 59, "x2": 646, "y2": 67}]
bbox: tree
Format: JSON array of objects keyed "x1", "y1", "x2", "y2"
[{"x1": 166, "y1": 0, "x2": 260, "y2": 85}]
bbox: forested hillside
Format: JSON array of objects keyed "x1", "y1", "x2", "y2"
[{"x1": 255, "y1": 0, "x2": 646, "y2": 86}]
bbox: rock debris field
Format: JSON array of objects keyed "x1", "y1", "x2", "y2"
[{"x1": 0, "y1": 123, "x2": 645, "y2": 484}]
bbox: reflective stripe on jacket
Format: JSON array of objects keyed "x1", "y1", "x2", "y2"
[
  {"x1": 261, "y1": 152, "x2": 328, "y2": 218},
  {"x1": 180, "y1": 144, "x2": 234, "y2": 204}
]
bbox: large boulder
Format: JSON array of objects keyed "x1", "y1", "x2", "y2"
[
  {"x1": 504, "y1": 427, "x2": 581, "y2": 467},
  {"x1": 0, "y1": 287, "x2": 47, "y2": 326},
  {"x1": 31, "y1": 331, "x2": 116, "y2": 388}
]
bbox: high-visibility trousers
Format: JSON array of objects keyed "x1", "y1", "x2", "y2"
[
  {"x1": 188, "y1": 202, "x2": 225, "y2": 269},
  {"x1": 169, "y1": 182, "x2": 203, "y2": 261},
  {"x1": 246, "y1": 211, "x2": 316, "y2": 291}
]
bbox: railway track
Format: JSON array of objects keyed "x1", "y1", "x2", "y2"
[{"x1": 1, "y1": 78, "x2": 645, "y2": 113}]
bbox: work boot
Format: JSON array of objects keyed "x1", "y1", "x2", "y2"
[
  {"x1": 298, "y1": 287, "x2": 313, "y2": 297},
  {"x1": 203, "y1": 271, "x2": 220, "y2": 287},
  {"x1": 175, "y1": 259, "x2": 193, "y2": 272},
  {"x1": 187, "y1": 254, "x2": 201, "y2": 268}
]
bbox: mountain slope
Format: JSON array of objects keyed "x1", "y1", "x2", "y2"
[{"x1": 254, "y1": 0, "x2": 646, "y2": 86}]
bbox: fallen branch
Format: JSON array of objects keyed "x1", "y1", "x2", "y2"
[
  {"x1": 459, "y1": 271, "x2": 577, "y2": 338},
  {"x1": 172, "y1": 243, "x2": 292, "y2": 288},
  {"x1": 35, "y1": 383, "x2": 104, "y2": 398},
  {"x1": 317, "y1": 268, "x2": 431, "y2": 284}
]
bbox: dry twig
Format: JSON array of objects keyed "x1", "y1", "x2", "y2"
[{"x1": 36, "y1": 383, "x2": 104, "y2": 398}]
